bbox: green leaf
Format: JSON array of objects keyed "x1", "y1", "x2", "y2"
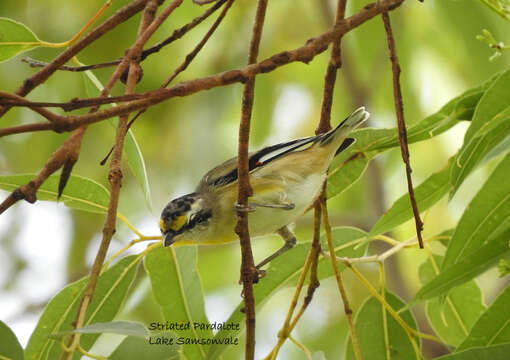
[
  {"x1": 345, "y1": 292, "x2": 419, "y2": 360},
  {"x1": 25, "y1": 255, "x2": 141, "y2": 360},
  {"x1": 0, "y1": 320, "x2": 24, "y2": 360},
  {"x1": 457, "y1": 285, "x2": 510, "y2": 351},
  {"x1": 327, "y1": 153, "x2": 369, "y2": 199},
  {"x1": 145, "y1": 246, "x2": 211, "y2": 360},
  {"x1": 346, "y1": 80, "x2": 489, "y2": 156},
  {"x1": 413, "y1": 228, "x2": 510, "y2": 303},
  {"x1": 52, "y1": 320, "x2": 149, "y2": 338},
  {"x1": 109, "y1": 333, "x2": 181, "y2": 360},
  {"x1": 451, "y1": 68, "x2": 510, "y2": 195},
  {"x1": 450, "y1": 106, "x2": 510, "y2": 196},
  {"x1": 369, "y1": 158, "x2": 452, "y2": 236},
  {"x1": 419, "y1": 256, "x2": 485, "y2": 347},
  {"x1": 0, "y1": 17, "x2": 40, "y2": 63},
  {"x1": 206, "y1": 227, "x2": 368, "y2": 360},
  {"x1": 465, "y1": 69, "x2": 510, "y2": 141},
  {"x1": 0, "y1": 174, "x2": 109, "y2": 214},
  {"x1": 443, "y1": 152, "x2": 510, "y2": 270},
  {"x1": 81, "y1": 71, "x2": 153, "y2": 211},
  {"x1": 436, "y1": 343, "x2": 510, "y2": 360}
]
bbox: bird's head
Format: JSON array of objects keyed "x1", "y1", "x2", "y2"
[{"x1": 159, "y1": 193, "x2": 212, "y2": 247}]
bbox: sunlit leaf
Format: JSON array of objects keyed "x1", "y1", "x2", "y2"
[
  {"x1": 443, "y1": 152, "x2": 510, "y2": 270},
  {"x1": 0, "y1": 17, "x2": 40, "y2": 62},
  {"x1": 419, "y1": 256, "x2": 485, "y2": 347},
  {"x1": 0, "y1": 174, "x2": 109, "y2": 214},
  {"x1": 370, "y1": 158, "x2": 452, "y2": 236},
  {"x1": 436, "y1": 343, "x2": 510, "y2": 360},
  {"x1": 345, "y1": 292, "x2": 419, "y2": 360},
  {"x1": 413, "y1": 228, "x2": 510, "y2": 303},
  {"x1": 145, "y1": 246, "x2": 211, "y2": 360},
  {"x1": 109, "y1": 332, "x2": 181, "y2": 360},
  {"x1": 207, "y1": 227, "x2": 368, "y2": 360},
  {"x1": 457, "y1": 285, "x2": 510, "y2": 351},
  {"x1": 25, "y1": 255, "x2": 141, "y2": 360},
  {"x1": 0, "y1": 320, "x2": 24, "y2": 360},
  {"x1": 451, "y1": 68, "x2": 510, "y2": 195},
  {"x1": 81, "y1": 71, "x2": 153, "y2": 212}
]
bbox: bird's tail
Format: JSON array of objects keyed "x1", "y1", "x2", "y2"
[{"x1": 317, "y1": 107, "x2": 370, "y2": 148}]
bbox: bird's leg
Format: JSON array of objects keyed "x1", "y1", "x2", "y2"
[
  {"x1": 235, "y1": 201, "x2": 295, "y2": 212},
  {"x1": 256, "y1": 225, "x2": 297, "y2": 272}
]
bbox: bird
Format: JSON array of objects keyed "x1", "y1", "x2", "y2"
[{"x1": 159, "y1": 107, "x2": 369, "y2": 269}]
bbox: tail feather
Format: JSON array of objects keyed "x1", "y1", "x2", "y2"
[{"x1": 317, "y1": 106, "x2": 369, "y2": 147}]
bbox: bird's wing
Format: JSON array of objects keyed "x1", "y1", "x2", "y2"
[
  {"x1": 198, "y1": 135, "x2": 356, "y2": 190},
  {"x1": 199, "y1": 136, "x2": 316, "y2": 189}
]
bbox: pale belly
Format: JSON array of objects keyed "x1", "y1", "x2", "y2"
[{"x1": 247, "y1": 172, "x2": 326, "y2": 237}]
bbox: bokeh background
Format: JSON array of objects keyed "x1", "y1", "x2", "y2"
[{"x1": 1, "y1": 0, "x2": 510, "y2": 359}]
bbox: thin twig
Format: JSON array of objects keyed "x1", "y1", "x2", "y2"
[
  {"x1": 0, "y1": 0, "x2": 150, "y2": 118},
  {"x1": 381, "y1": 12, "x2": 424, "y2": 248},
  {"x1": 264, "y1": 201, "x2": 323, "y2": 360},
  {"x1": 317, "y1": 0, "x2": 347, "y2": 134},
  {"x1": 0, "y1": 128, "x2": 87, "y2": 215},
  {"x1": 235, "y1": 1, "x2": 267, "y2": 359},
  {"x1": 161, "y1": 0, "x2": 235, "y2": 87},
  {"x1": 322, "y1": 197, "x2": 362, "y2": 360},
  {"x1": 316, "y1": 1, "x2": 362, "y2": 357},
  {"x1": 290, "y1": 202, "x2": 322, "y2": 328}
]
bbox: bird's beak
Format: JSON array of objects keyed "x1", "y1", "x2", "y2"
[{"x1": 163, "y1": 231, "x2": 175, "y2": 247}]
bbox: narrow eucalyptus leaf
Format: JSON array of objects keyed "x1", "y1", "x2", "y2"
[{"x1": 0, "y1": 17, "x2": 40, "y2": 62}]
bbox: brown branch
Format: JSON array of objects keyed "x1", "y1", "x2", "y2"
[
  {"x1": 0, "y1": 0, "x2": 150, "y2": 118},
  {"x1": 0, "y1": 122, "x2": 53, "y2": 138},
  {"x1": 19, "y1": 0, "x2": 228, "y2": 73},
  {"x1": 381, "y1": 12, "x2": 424, "y2": 248},
  {"x1": 288, "y1": 201, "x2": 322, "y2": 330},
  {"x1": 235, "y1": 0, "x2": 267, "y2": 359},
  {"x1": 61, "y1": 2, "x2": 161, "y2": 359},
  {"x1": 21, "y1": 57, "x2": 121, "y2": 72},
  {"x1": 0, "y1": 0, "x2": 404, "y2": 134},
  {"x1": 0, "y1": 129, "x2": 86, "y2": 215},
  {"x1": 317, "y1": 0, "x2": 347, "y2": 133},
  {"x1": 317, "y1": 2, "x2": 361, "y2": 356}
]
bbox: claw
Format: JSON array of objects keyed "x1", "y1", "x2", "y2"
[{"x1": 235, "y1": 202, "x2": 257, "y2": 212}]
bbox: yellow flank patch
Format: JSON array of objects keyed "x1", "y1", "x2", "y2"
[
  {"x1": 171, "y1": 215, "x2": 187, "y2": 231},
  {"x1": 159, "y1": 218, "x2": 166, "y2": 233}
]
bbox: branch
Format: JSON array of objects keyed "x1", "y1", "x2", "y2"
[
  {"x1": 0, "y1": 129, "x2": 86, "y2": 215},
  {"x1": 317, "y1": 0, "x2": 347, "y2": 133},
  {"x1": 20, "y1": 0, "x2": 228, "y2": 73},
  {"x1": 61, "y1": 1, "x2": 163, "y2": 359},
  {"x1": 321, "y1": 196, "x2": 361, "y2": 359},
  {"x1": 381, "y1": 12, "x2": 423, "y2": 248},
  {"x1": 0, "y1": 0, "x2": 405, "y2": 133},
  {"x1": 264, "y1": 201, "x2": 322, "y2": 360},
  {"x1": 235, "y1": 0, "x2": 267, "y2": 359},
  {"x1": 0, "y1": 0, "x2": 150, "y2": 118}
]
